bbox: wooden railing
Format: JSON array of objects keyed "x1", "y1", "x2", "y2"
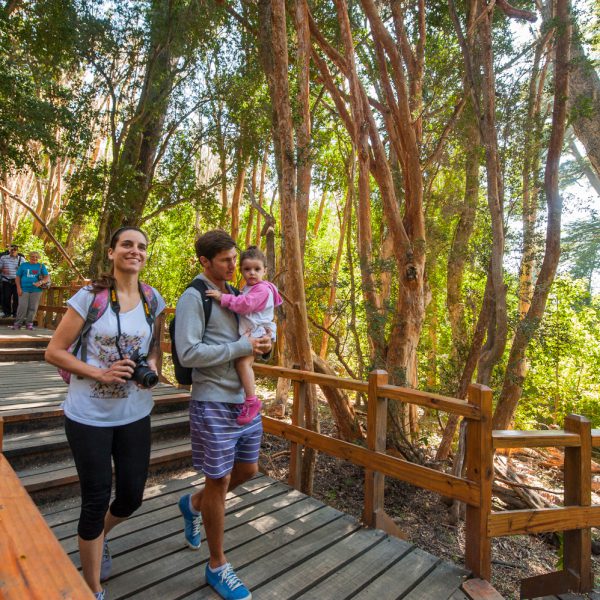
[{"x1": 34, "y1": 287, "x2": 598, "y2": 598}]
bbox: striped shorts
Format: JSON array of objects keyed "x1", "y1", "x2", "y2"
[{"x1": 189, "y1": 401, "x2": 263, "y2": 479}]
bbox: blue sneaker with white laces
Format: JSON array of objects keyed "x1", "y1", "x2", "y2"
[
  {"x1": 205, "y1": 563, "x2": 251, "y2": 600},
  {"x1": 100, "y1": 540, "x2": 112, "y2": 581},
  {"x1": 178, "y1": 494, "x2": 202, "y2": 549}
]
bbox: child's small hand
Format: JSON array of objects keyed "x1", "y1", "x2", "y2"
[{"x1": 205, "y1": 289, "x2": 223, "y2": 302}]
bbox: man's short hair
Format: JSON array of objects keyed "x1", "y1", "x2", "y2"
[
  {"x1": 195, "y1": 230, "x2": 237, "y2": 261},
  {"x1": 10, "y1": 245, "x2": 18, "y2": 250}
]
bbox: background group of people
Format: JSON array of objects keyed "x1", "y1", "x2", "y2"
[
  {"x1": 0, "y1": 243, "x2": 50, "y2": 329},
  {"x1": 45, "y1": 228, "x2": 278, "y2": 600}
]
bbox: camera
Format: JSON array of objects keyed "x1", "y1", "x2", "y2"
[{"x1": 129, "y1": 350, "x2": 159, "y2": 389}]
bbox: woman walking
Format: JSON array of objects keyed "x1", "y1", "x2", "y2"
[
  {"x1": 45, "y1": 227, "x2": 165, "y2": 599},
  {"x1": 13, "y1": 250, "x2": 49, "y2": 329}
]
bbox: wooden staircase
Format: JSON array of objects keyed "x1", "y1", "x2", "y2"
[{"x1": 0, "y1": 334, "x2": 193, "y2": 502}]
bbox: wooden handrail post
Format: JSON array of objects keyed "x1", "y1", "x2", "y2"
[
  {"x1": 0, "y1": 415, "x2": 3, "y2": 453},
  {"x1": 288, "y1": 365, "x2": 306, "y2": 490},
  {"x1": 362, "y1": 370, "x2": 404, "y2": 538},
  {"x1": 464, "y1": 383, "x2": 493, "y2": 580},
  {"x1": 363, "y1": 370, "x2": 388, "y2": 527},
  {"x1": 564, "y1": 414, "x2": 593, "y2": 591}
]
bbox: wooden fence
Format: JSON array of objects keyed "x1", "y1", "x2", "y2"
[{"x1": 34, "y1": 288, "x2": 599, "y2": 598}]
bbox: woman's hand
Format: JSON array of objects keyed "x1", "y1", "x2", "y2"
[{"x1": 96, "y1": 358, "x2": 136, "y2": 385}]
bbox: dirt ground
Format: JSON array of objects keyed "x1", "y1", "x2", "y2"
[{"x1": 259, "y1": 395, "x2": 600, "y2": 600}]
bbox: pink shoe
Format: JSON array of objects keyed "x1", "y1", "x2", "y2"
[
  {"x1": 26, "y1": 323, "x2": 34, "y2": 330},
  {"x1": 237, "y1": 398, "x2": 262, "y2": 425},
  {"x1": 12, "y1": 323, "x2": 22, "y2": 330}
]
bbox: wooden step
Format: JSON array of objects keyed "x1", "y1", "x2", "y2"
[
  {"x1": 0, "y1": 334, "x2": 51, "y2": 346},
  {"x1": 0, "y1": 347, "x2": 47, "y2": 361},
  {"x1": 18, "y1": 437, "x2": 193, "y2": 498},
  {"x1": 3, "y1": 409, "x2": 191, "y2": 464}
]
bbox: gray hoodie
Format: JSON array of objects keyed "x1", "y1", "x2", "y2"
[{"x1": 174, "y1": 274, "x2": 253, "y2": 403}]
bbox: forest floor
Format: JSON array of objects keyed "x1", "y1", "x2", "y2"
[{"x1": 259, "y1": 390, "x2": 600, "y2": 600}]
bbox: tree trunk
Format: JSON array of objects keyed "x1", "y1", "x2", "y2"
[
  {"x1": 260, "y1": 0, "x2": 318, "y2": 494},
  {"x1": 446, "y1": 111, "x2": 480, "y2": 363},
  {"x1": 473, "y1": 2, "x2": 508, "y2": 385},
  {"x1": 569, "y1": 27, "x2": 600, "y2": 179},
  {"x1": 493, "y1": 0, "x2": 570, "y2": 429},
  {"x1": 518, "y1": 30, "x2": 551, "y2": 316},
  {"x1": 230, "y1": 151, "x2": 247, "y2": 242},
  {"x1": 294, "y1": 0, "x2": 311, "y2": 253}
]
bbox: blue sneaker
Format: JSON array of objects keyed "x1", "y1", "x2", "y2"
[
  {"x1": 100, "y1": 540, "x2": 112, "y2": 581},
  {"x1": 178, "y1": 494, "x2": 201, "y2": 549},
  {"x1": 205, "y1": 563, "x2": 251, "y2": 600},
  {"x1": 94, "y1": 590, "x2": 107, "y2": 600}
]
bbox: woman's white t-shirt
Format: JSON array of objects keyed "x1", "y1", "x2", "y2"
[{"x1": 61, "y1": 286, "x2": 166, "y2": 427}]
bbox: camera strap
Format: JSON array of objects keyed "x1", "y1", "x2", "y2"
[{"x1": 110, "y1": 285, "x2": 154, "y2": 360}]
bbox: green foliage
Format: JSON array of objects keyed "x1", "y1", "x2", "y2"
[{"x1": 518, "y1": 277, "x2": 600, "y2": 428}]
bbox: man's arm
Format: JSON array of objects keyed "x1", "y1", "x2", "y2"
[{"x1": 174, "y1": 289, "x2": 253, "y2": 368}]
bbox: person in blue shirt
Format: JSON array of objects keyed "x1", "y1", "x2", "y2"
[{"x1": 14, "y1": 251, "x2": 49, "y2": 330}]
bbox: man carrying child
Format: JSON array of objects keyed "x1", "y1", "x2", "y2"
[{"x1": 174, "y1": 230, "x2": 272, "y2": 600}]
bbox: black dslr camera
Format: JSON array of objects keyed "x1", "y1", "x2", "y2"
[{"x1": 129, "y1": 350, "x2": 159, "y2": 389}]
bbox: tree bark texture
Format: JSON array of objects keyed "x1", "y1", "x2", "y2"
[
  {"x1": 260, "y1": 0, "x2": 318, "y2": 494},
  {"x1": 569, "y1": 27, "x2": 600, "y2": 179}
]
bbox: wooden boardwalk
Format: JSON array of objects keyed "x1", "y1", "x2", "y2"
[
  {"x1": 1, "y1": 349, "x2": 594, "y2": 599},
  {"x1": 45, "y1": 472, "x2": 471, "y2": 600}
]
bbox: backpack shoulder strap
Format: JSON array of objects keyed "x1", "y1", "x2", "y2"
[
  {"x1": 187, "y1": 279, "x2": 211, "y2": 329},
  {"x1": 226, "y1": 284, "x2": 240, "y2": 296},
  {"x1": 139, "y1": 282, "x2": 158, "y2": 326},
  {"x1": 77, "y1": 288, "x2": 110, "y2": 364}
]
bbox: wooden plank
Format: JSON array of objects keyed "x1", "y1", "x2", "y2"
[
  {"x1": 108, "y1": 493, "x2": 350, "y2": 598},
  {"x1": 254, "y1": 362, "x2": 369, "y2": 393},
  {"x1": 404, "y1": 559, "x2": 470, "y2": 599},
  {"x1": 520, "y1": 569, "x2": 580, "y2": 599},
  {"x1": 255, "y1": 527, "x2": 388, "y2": 597},
  {"x1": 488, "y1": 506, "x2": 600, "y2": 537},
  {"x1": 61, "y1": 477, "x2": 291, "y2": 557},
  {"x1": 93, "y1": 497, "x2": 322, "y2": 594},
  {"x1": 564, "y1": 414, "x2": 593, "y2": 591},
  {"x1": 0, "y1": 455, "x2": 93, "y2": 599},
  {"x1": 364, "y1": 370, "x2": 388, "y2": 527},
  {"x1": 462, "y1": 578, "x2": 505, "y2": 600},
  {"x1": 493, "y1": 430, "x2": 581, "y2": 449},
  {"x1": 464, "y1": 384, "x2": 493, "y2": 580},
  {"x1": 48, "y1": 474, "x2": 270, "y2": 531},
  {"x1": 289, "y1": 374, "x2": 306, "y2": 490},
  {"x1": 352, "y1": 548, "x2": 440, "y2": 599},
  {"x1": 18, "y1": 438, "x2": 193, "y2": 492},
  {"x1": 592, "y1": 430, "x2": 600, "y2": 447},
  {"x1": 263, "y1": 416, "x2": 480, "y2": 506},
  {"x1": 295, "y1": 535, "x2": 412, "y2": 598},
  {"x1": 1, "y1": 388, "x2": 189, "y2": 423},
  {"x1": 379, "y1": 383, "x2": 481, "y2": 419},
  {"x1": 3, "y1": 409, "x2": 189, "y2": 456}
]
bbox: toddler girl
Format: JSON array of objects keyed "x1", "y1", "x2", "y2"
[{"x1": 206, "y1": 246, "x2": 282, "y2": 425}]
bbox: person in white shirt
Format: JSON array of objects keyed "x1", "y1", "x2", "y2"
[{"x1": 45, "y1": 227, "x2": 165, "y2": 600}]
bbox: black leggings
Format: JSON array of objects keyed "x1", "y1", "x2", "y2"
[{"x1": 65, "y1": 415, "x2": 151, "y2": 541}]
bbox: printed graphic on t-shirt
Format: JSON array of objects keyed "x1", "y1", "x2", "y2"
[{"x1": 91, "y1": 332, "x2": 145, "y2": 399}]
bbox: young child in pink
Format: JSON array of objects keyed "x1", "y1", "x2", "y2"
[{"x1": 206, "y1": 246, "x2": 282, "y2": 425}]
